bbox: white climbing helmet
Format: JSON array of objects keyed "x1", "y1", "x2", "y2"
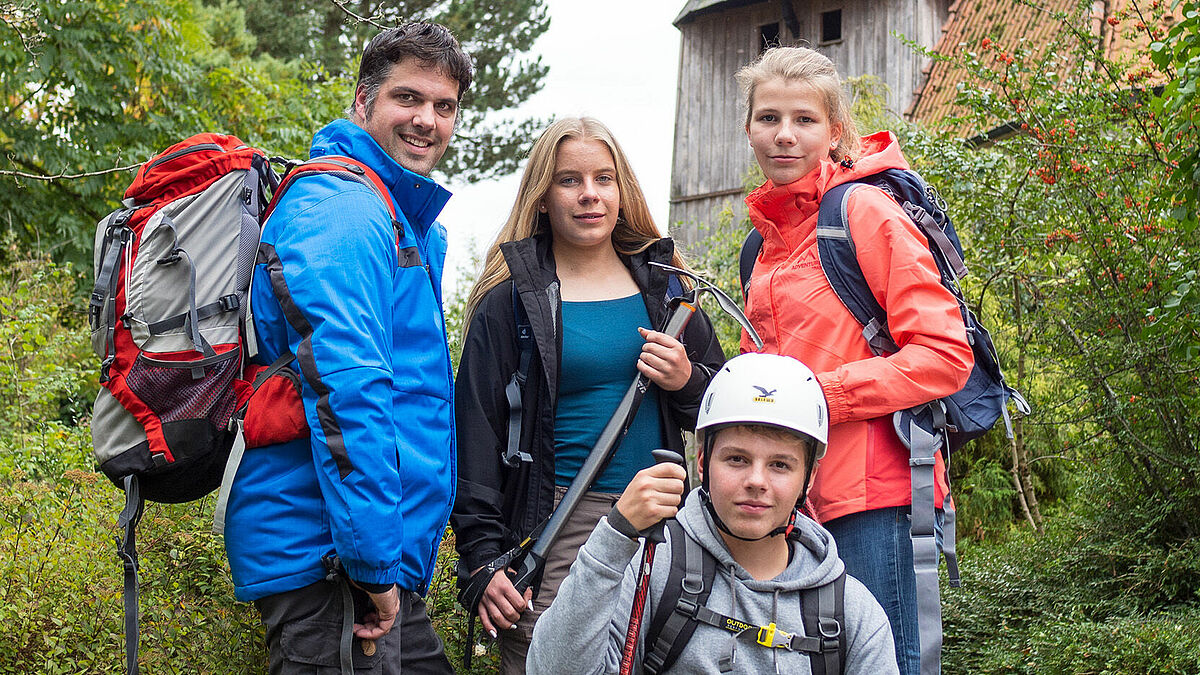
[{"x1": 696, "y1": 353, "x2": 829, "y2": 459}]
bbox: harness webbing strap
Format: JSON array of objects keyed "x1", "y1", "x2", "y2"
[
  {"x1": 322, "y1": 556, "x2": 355, "y2": 675},
  {"x1": 212, "y1": 350, "x2": 297, "y2": 535},
  {"x1": 502, "y1": 282, "x2": 533, "y2": 467},
  {"x1": 905, "y1": 405, "x2": 946, "y2": 675},
  {"x1": 116, "y1": 475, "x2": 144, "y2": 675}
]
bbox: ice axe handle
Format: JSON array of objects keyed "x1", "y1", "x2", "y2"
[{"x1": 645, "y1": 449, "x2": 685, "y2": 544}]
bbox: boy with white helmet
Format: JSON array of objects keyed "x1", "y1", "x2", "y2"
[{"x1": 527, "y1": 353, "x2": 898, "y2": 674}]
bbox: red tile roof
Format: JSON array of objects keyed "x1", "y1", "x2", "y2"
[{"x1": 907, "y1": 0, "x2": 1170, "y2": 132}]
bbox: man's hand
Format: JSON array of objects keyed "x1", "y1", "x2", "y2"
[
  {"x1": 615, "y1": 462, "x2": 687, "y2": 532},
  {"x1": 354, "y1": 585, "x2": 399, "y2": 639},
  {"x1": 476, "y1": 568, "x2": 532, "y2": 638},
  {"x1": 637, "y1": 327, "x2": 692, "y2": 392}
]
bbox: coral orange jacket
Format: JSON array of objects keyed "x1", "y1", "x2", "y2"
[{"x1": 740, "y1": 131, "x2": 974, "y2": 523}]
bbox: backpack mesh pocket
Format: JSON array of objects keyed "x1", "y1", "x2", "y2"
[{"x1": 126, "y1": 348, "x2": 240, "y2": 431}]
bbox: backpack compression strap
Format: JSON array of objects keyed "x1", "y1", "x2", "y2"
[
  {"x1": 502, "y1": 281, "x2": 534, "y2": 466},
  {"x1": 816, "y1": 181, "x2": 957, "y2": 675}
]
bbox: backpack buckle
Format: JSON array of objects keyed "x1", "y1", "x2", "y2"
[
  {"x1": 677, "y1": 597, "x2": 701, "y2": 617},
  {"x1": 818, "y1": 616, "x2": 841, "y2": 652},
  {"x1": 218, "y1": 294, "x2": 240, "y2": 312}
]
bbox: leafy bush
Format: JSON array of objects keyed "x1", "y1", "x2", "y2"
[
  {"x1": 944, "y1": 528, "x2": 1200, "y2": 673},
  {"x1": 0, "y1": 467, "x2": 265, "y2": 674}
]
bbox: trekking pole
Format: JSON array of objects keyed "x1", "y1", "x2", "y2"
[{"x1": 618, "y1": 449, "x2": 685, "y2": 675}]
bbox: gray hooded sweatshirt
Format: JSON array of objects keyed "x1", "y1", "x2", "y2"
[{"x1": 527, "y1": 491, "x2": 898, "y2": 674}]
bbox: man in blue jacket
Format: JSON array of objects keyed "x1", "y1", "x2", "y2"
[{"x1": 223, "y1": 23, "x2": 471, "y2": 674}]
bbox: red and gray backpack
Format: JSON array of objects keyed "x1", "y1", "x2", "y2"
[{"x1": 88, "y1": 133, "x2": 396, "y2": 674}]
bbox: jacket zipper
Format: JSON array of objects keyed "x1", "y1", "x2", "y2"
[{"x1": 147, "y1": 143, "x2": 224, "y2": 170}]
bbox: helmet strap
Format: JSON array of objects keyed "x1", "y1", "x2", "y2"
[{"x1": 699, "y1": 487, "x2": 799, "y2": 542}]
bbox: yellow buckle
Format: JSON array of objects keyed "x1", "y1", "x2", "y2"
[{"x1": 756, "y1": 622, "x2": 777, "y2": 647}]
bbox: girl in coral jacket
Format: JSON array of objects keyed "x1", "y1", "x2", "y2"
[{"x1": 735, "y1": 46, "x2": 974, "y2": 675}]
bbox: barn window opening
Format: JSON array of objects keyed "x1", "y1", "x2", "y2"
[
  {"x1": 820, "y1": 9, "x2": 842, "y2": 43},
  {"x1": 759, "y1": 22, "x2": 780, "y2": 52}
]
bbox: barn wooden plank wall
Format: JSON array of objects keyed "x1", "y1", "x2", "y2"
[{"x1": 669, "y1": 0, "x2": 950, "y2": 249}]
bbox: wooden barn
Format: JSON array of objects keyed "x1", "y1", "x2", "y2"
[{"x1": 668, "y1": 0, "x2": 953, "y2": 244}]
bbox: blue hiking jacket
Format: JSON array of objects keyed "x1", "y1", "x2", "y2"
[{"x1": 224, "y1": 119, "x2": 456, "y2": 601}]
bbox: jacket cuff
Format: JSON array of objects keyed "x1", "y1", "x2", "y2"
[
  {"x1": 816, "y1": 371, "x2": 850, "y2": 425},
  {"x1": 606, "y1": 504, "x2": 642, "y2": 541},
  {"x1": 353, "y1": 580, "x2": 394, "y2": 594},
  {"x1": 342, "y1": 558, "x2": 402, "y2": 589},
  {"x1": 674, "y1": 362, "x2": 710, "y2": 401}
]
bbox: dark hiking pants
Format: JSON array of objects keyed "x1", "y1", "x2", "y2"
[{"x1": 256, "y1": 578, "x2": 452, "y2": 674}]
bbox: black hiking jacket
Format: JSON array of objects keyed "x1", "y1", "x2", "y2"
[{"x1": 450, "y1": 234, "x2": 726, "y2": 580}]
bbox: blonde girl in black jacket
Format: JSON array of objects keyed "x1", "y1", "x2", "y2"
[{"x1": 450, "y1": 116, "x2": 725, "y2": 673}]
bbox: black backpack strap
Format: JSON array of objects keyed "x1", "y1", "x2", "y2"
[
  {"x1": 91, "y1": 208, "x2": 138, "y2": 383},
  {"x1": 116, "y1": 475, "x2": 145, "y2": 675},
  {"x1": 815, "y1": 182, "x2": 900, "y2": 357},
  {"x1": 502, "y1": 281, "x2": 534, "y2": 466},
  {"x1": 738, "y1": 228, "x2": 763, "y2": 301},
  {"x1": 643, "y1": 519, "x2": 716, "y2": 674},
  {"x1": 666, "y1": 272, "x2": 684, "y2": 300},
  {"x1": 801, "y1": 571, "x2": 846, "y2": 675}
]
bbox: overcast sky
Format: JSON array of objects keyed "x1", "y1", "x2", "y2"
[{"x1": 437, "y1": 1, "x2": 684, "y2": 291}]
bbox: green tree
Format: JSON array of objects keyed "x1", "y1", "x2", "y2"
[
  {"x1": 1, "y1": 0, "x2": 548, "y2": 265},
  {"x1": 226, "y1": 0, "x2": 550, "y2": 183},
  {"x1": 908, "y1": 0, "x2": 1200, "y2": 603}
]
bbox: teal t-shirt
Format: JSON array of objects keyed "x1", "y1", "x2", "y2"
[{"x1": 555, "y1": 294, "x2": 666, "y2": 492}]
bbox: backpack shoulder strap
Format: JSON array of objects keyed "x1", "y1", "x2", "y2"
[
  {"x1": 502, "y1": 281, "x2": 534, "y2": 466},
  {"x1": 800, "y1": 570, "x2": 846, "y2": 675},
  {"x1": 666, "y1": 272, "x2": 684, "y2": 300},
  {"x1": 816, "y1": 181, "x2": 899, "y2": 356},
  {"x1": 263, "y1": 155, "x2": 397, "y2": 223},
  {"x1": 643, "y1": 519, "x2": 716, "y2": 674},
  {"x1": 739, "y1": 228, "x2": 764, "y2": 301}
]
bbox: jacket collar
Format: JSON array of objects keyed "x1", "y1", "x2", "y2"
[
  {"x1": 309, "y1": 118, "x2": 452, "y2": 234},
  {"x1": 745, "y1": 130, "x2": 911, "y2": 254}
]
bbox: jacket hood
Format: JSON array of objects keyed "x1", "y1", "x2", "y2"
[
  {"x1": 310, "y1": 118, "x2": 451, "y2": 236},
  {"x1": 676, "y1": 490, "x2": 845, "y2": 591},
  {"x1": 744, "y1": 130, "x2": 910, "y2": 257}
]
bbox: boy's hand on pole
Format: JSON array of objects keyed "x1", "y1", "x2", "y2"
[
  {"x1": 637, "y1": 327, "x2": 692, "y2": 392},
  {"x1": 615, "y1": 462, "x2": 687, "y2": 532}
]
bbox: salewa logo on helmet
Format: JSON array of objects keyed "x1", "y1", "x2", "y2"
[{"x1": 752, "y1": 385, "x2": 776, "y2": 402}]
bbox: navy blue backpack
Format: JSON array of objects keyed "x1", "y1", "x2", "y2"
[{"x1": 739, "y1": 168, "x2": 1028, "y2": 675}]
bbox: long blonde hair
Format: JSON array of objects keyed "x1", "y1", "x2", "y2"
[
  {"x1": 464, "y1": 116, "x2": 692, "y2": 322},
  {"x1": 735, "y1": 47, "x2": 860, "y2": 163}
]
